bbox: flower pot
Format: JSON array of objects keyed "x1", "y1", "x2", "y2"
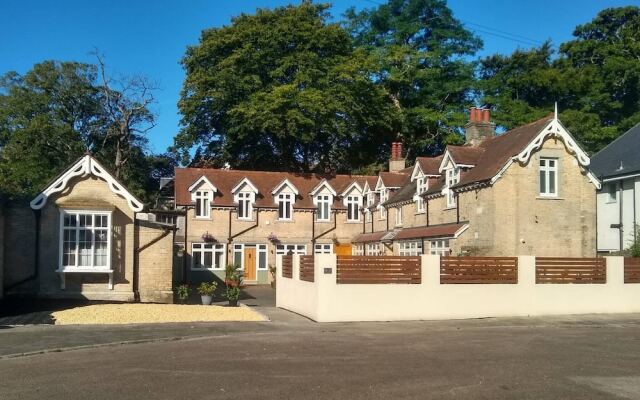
[
  {"x1": 228, "y1": 299, "x2": 238, "y2": 307},
  {"x1": 201, "y1": 295, "x2": 213, "y2": 305}
]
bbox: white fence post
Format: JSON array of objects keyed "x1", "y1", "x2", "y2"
[
  {"x1": 422, "y1": 254, "x2": 439, "y2": 287},
  {"x1": 293, "y1": 254, "x2": 300, "y2": 281},
  {"x1": 518, "y1": 256, "x2": 536, "y2": 287},
  {"x1": 605, "y1": 256, "x2": 624, "y2": 285}
]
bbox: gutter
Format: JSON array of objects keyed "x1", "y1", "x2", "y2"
[{"x1": 4, "y1": 209, "x2": 41, "y2": 292}]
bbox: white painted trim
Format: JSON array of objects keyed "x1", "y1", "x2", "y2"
[
  {"x1": 438, "y1": 150, "x2": 456, "y2": 173},
  {"x1": 30, "y1": 155, "x2": 144, "y2": 212},
  {"x1": 190, "y1": 242, "x2": 227, "y2": 271},
  {"x1": 454, "y1": 224, "x2": 469, "y2": 238},
  {"x1": 515, "y1": 119, "x2": 590, "y2": 167},
  {"x1": 339, "y1": 181, "x2": 362, "y2": 197},
  {"x1": 410, "y1": 164, "x2": 424, "y2": 181},
  {"x1": 374, "y1": 176, "x2": 385, "y2": 191},
  {"x1": 188, "y1": 175, "x2": 217, "y2": 194},
  {"x1": 231, "y1": 177, "x2": 259, "y2": 194},
  {"x1": 310, "y1": 179, "x2": 337, "y2": 197},
  {"x1": 271, "y1": 178, "x2": 299, "y2": 196},
  {"x1": 602, "y1": 173, "x2": 640, "y2": 183}
]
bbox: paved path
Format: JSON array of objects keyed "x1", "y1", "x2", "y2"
[{"x1": 1, "y1": 313, "x2": 640, "y2": 399}]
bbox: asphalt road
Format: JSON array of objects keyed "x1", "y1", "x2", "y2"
[{"x1": 2, "y1": 313, "x2": 640, "y2": 399}]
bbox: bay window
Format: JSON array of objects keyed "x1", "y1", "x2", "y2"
[
  {"x1": 314, "y1": 244, "x2": 333, "y2": 254},
  {"x1": 539, "y1": 157, "x2": 558, "y2": 197},
  {"x1": 60, "y1": 211, "x2": 111, "y2": 269},
  {"x1": 399, "y1": 240, "x2": 422, "y2": 256},
  {"x1": 366, "y1": 242, "x2": 382, "y2": 256},
  {"x1": 429, "y1": 240, "x2": 450, "y2": 256}
]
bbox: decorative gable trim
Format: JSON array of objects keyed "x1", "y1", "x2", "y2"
[
  {"x1": 374, "y1": 176, "x2": 385, "y2": 191},
  {"x1": 30, "y1": 155, "x2": 144, "y2": 212},
  {"x1": 271, "y1": 178, "x2": 299, "y2": 196},
  {"x1": 310, "y1": 179, "x2": 337, "y2": 197},
  {"x1": 339, "y1": 181, "x2": 362, "y2": 197},
  {"x1": 410, "y1": 163, "x2": 424, "y2": 181},
  {"x1": 438, "y1": 150, "x2": 456, "y2": 173},
  {"x1": 188, "y1": 176, "x2": 217, "y2": 193},
  {"x1": 231, "y1": 177, "x2": 259, "y2": 194}
]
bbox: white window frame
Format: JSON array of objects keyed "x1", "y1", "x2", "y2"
[
  {"x1": 446, "y1": 168, "x2": 459, "y2": 208},
  {"x1": 379, "y1": 189, "x2": 388, "y2": 220},
  {"x1": 539, "y1": 157, "x2": 558, "y2": 197},
  {"x1": 257, "y1": 244, "x2": 268, "y2": 269},
  {"x1": 191, "y1": 242, "x2": 226, "y2": 270},
  {"x1": 277, "y1": 193, "x2": 294, "y2": 221},
  {"x1": 395, "y1": 206, "x2": 403, "y2": 226},
  {"x1": 346, "y1": 195, "x2": 361, "y2": 222},
  {"x1": 194, "y1": 190, "x2": 213, "y2": 219},
  {"x1": 398, "y1": 240, "x2": 422, "y2": 256},
  {"x1": 314, "y1": 243, "x2": 333, "y2": 254},
  {"x1": 59, "y1": 210, "x2": 112, "y2": 270},
  {"x1": 416, "y1": 176, "x2": 427, "y2": 212},
  {"x1": 366, "y1": 242, "x2": 382, "y2": 256},
  {"x1": 315, "y1": 194, "x2": 331, "y2": 221},
  {"x1": 276, "y1": 244, "x2": 307, "y2": 255},
  {"x1": 353, "y1": 244, "x2": 364, "y2": 255},
  {"x1": 429, "y1": 239, "x2": 450, "y2": 256},
  {"x1": 232, "y1": 243, "x2": 244, "y2": 268},
  {"x1": 236, "y1": 192, "x2": 254, "y2": 220}
]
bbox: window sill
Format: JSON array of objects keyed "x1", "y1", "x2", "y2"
[
  {"x1": 237, "y1": 218, "x2": 255, "y2": 222},
  {"x1": 536, "y1": 196, "x2": 564, "y2": 201},
  {"x1": 414, "y1": 211, "x2": 425, "y2": 215},
  {"x1": 345, "y1": 221, "x2": 361, "y2": 224},
  {"x1": 443, "y1": 206, "x2": 456, "y2": 211},
  {"x1": 315, "y1": 220, "x2": 332, "y2": 223},
  {"x1": 276, "y1": 220, "x2": 294, "y2": 223},
  {"x1": 194, "y1": 217, "x2": 212, "y2": 220},
  {"x1": 190, "y1": 268, "x2": 224, "y2": 272},
  {"x1": 56, "y1": 268, "x2": 113, "y2": 273}
]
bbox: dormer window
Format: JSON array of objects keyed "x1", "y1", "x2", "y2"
[
  {"x1": 195, "y1": 190, "x2": 212, "y2": 218},
  {"x1": 346, "y1": 195, "x2": 361, "y2": 222},
  {"x1": 416, "y1": 177, "x2": 428, "y2": 212},
  {"x1": 379, "y1": 189, "x2": 388, "y2": 219},
  {"x1": 445, "y1": 168, "x2": 459, "y2": 208},
  {"x1": 277, "y1": 193, "x2": 294, "y2": 220},
  {"x1": 316, "y1": 194, "x2": 331, "y2": 221},
  {"x1": 237, "y1": 192, "x2": 253, "y2": 219}
]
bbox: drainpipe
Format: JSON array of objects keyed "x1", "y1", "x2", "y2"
[
  {"x1": 182, "y1": 206, "x2": 190, "y2": 284},
  {"x1": 456, "y1": 193, "x2": 460, "y2": 224},
  {"x1": 4, "y1": 209, "x2": 41, "y2": 292},
  {"x1": 133, "y1": 212, "x2": 139, "y2": 301},
  {"x1": 619, "y1": 181, "x2": 624, "y2": 251},
  {"x1": 229, "y1": 207, "x2": 260, "y2": 241},
  {"x1": 426, "y1": 197, "x2": 430, "y2": 227},
  {"x1": 311, "y1": 209, "x2": 316, "y2": 248},
  {"x1": 361, "y1": 207, "x2": 365, "y2": 234}
]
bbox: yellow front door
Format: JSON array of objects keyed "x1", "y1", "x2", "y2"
[
  {"x1": 244, "y1": 248, "x2": 257, "y2": 281},
  {"x1": 334, "y1": 244, "x2": 353, "y2": 256}
]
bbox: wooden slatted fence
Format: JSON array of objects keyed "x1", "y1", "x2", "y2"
[
  {"x1": 625, "y1": 258, "x2": 640, "y2": 283},
  {"x1": 336, "y1": 256, "x2": 421, "y2": 284},
  {"x1": 300, "y1": 255, "x2": 315, "y2": 282},
  {"x1": 440, "y1": 257, "x2": 518, "y2": 284},
  {"x1": 536, "y1": 257, "x2": 606, "y2": 284},
  {"x1": 282, "y1": 255, "x2": 293, "y2": 279}
]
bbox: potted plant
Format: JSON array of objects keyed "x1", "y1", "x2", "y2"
[
  {"x1": 175, "y1": 284, "x2": 190, "y2": 304},
  {"x1": 201, "y1": 231, "x2": 216, "y2": 242},
  {"x1": 267, "y1": 232, "x2": 280, "y2": 244},
  {"x1": 268, "y1": 264, "x2": 276, "y2": 289},
  {"x1": 225, "y1": 263, "x2": 244, "y2": 306},
  {"x1": 197, "y1": 281, "x2": 217, "y2": 305}
]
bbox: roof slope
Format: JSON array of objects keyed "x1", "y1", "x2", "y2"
[
  {"x1": 590, "y1": 122, "x2": 640, "y2": 179},
  {"x1": 174, "y1": 168, "x2": 375, "y2": 209},
  {"x1": 415, "y1": 156, "x2": 443, "y2": 175},
  {"x1": 447, "y1": 146, "x2": 485, "y2": 166},
  {"x1": 379, "y1": 171, "x2": 410, "y2": 188}
]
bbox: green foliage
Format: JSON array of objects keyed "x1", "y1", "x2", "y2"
[
  {"x1": 176, "y1": 2, "x2": 399, "y2": 172},
  {"x1": 226, "y1": 285, "x2": 241, "y2": 302},
  {"x1": 0, "y1": 60, "x2": 175, "y2": 203},
  {"x1": 225, "y1": 263, "x2": 244, "y2": 284},
  {"x1": 196, "y1": 281, "x2": 218, "y2": 296},
  {"x1": 629, "y1": 225, "x2": 640, "y2": 258},
  {"x1": 479, "y1": 6, "x2": 640, "y2": 154},
  {"x1": 175, "y1": 284, "x2": 191, "y2": 301}
]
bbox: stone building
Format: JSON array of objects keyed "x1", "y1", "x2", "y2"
[
  {"x1": 2, "y1": 155, "x2": 175, "y2": 303},
  {"x1": 358, "y1": 108, "x2": 600, "y2": 257}
]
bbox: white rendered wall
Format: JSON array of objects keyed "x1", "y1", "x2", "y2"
[{"x1": 277, "y1": 255, "x2": 640, "y2": 322}]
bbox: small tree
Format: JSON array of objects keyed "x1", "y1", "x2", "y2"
[{"x1": 628, "y1": 225, "x2": 640, "y2": 257}]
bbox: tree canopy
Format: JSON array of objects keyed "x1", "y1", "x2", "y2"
[
  {"x1": 479, "y1": 6, "x2": 640, "y2": 153},
  {"x1": 0, "y1": 60, "x2": 174, "y2": 202}
]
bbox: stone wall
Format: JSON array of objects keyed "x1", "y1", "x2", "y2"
[
  {"x1": 136, "y1": 221, "x2": 174, "y2": 303},
  {"x1": 3, "y1": 203, "x2": 37, "y2": 294}
]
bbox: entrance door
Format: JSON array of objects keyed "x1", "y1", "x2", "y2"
[
  {"x1": 334, "y1": 244, "x2": 353, "y2": 256},
  {"x1": 244, "y1": 247, "x2": 257, "y2": 281}
]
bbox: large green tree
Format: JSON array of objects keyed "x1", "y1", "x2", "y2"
[
  {"x1": 479, "y1": 6, "x2": 640, "y2": 153},
  {"x1": 0, "y1": 60, "x2": 172, "y2": 202},
  {"x1": 345, "y1": 0, "x2": 482, "y2": 159},
  {"x1": 176, "y1": 2, "x2": 399, "y2": 173}
]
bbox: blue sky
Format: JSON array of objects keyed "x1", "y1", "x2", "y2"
[{"x1": 1, "y1": 0, "x2": 636, "y2": 153}]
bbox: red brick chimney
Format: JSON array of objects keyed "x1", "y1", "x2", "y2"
[
  {"x1": 465, "y1": 107, "x2": 495, "y2": 147},
  {"x1": 389, "y1": 142, "x2": 405, "y2": 172}
]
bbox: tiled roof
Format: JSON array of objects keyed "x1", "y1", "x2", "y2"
[
  {"x1": 174, "y1": 168, "x2": 375, "y2": 209},
  {"x1": 379, "y1": 171, "x2": 410, "y2": 188},
  {"x1": 590, "y1": 122, "x2": 640, "y2": 179},
  {"x1": 384, "y1": 181, "x2": 416, "y2": 206},
  {"x1": 352, "y1": 222, "x2": 467, "y2": 243},
  {"x1": 415, "y1": 156, "x2": 442, "y2": 176},
  {"x1": 447, "y1": 146, "x2": 485, "y2": 166}
]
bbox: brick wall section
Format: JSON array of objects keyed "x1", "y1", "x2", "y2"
[
  {"x1": 3, "y1": 203, "x2": 37, "y2": 294},
  {"x1": 136, "y1": 221, "x2": 174, "y2": 303}
]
